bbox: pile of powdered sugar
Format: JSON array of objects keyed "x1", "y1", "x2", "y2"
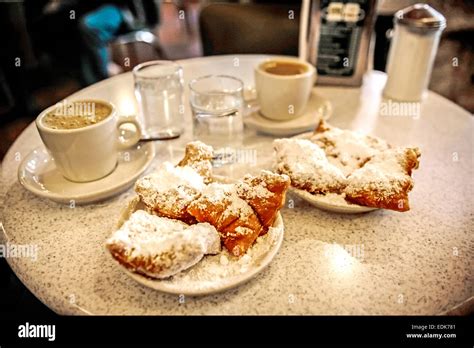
[
  {"x1": 155, "y1": 223, "x2": 282, "y2": 291},
  {"x1": 310, "y1": 127, "x2": 389, "y2": 176},
  {"x1": 107, "y1": 210, "x2": 221, "y2": 279},
  {"x1": 344, "y1": 148, "x2": 413, "y2": 198},
  {"x1": 135, "y1": 162, "x2": 205, "y2": 215},
  {"x1": 273, "y1": 138, "x2": 347, "y2": 193},
  {"x1": 193, "y1": 182, "x2": 254, "y2": 221}
]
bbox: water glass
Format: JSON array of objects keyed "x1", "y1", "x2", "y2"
[
  {"x1": 133, "y1": 60, "x2": 184, "y2": 139},
  {"x1": 189, "y1": 75, "x2": 244, "y2": 152}
]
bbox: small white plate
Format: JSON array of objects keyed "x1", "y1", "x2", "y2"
[
  {"x1": 18, "y1": 143, "x2": 155, "y2": 205},
  {"x1": 113, "y1": 197, "x2": 284, "y2": 296},
  {"x1": 290, "y1": 132, "x2": 378, "y2": 214},
  {"x1": 244, "y1": 91, "x2": 332, "y2": 136},
  {"x1": 291, "y1": 188, "x2": 377, "y2": 214}
]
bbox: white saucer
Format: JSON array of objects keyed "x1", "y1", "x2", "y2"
[
  {"x1": 244, "y1": 91, "x2": 332, "y2": 136},
  {"x1": 112, "y1": 197, "x2": 284, "y2": 296},
  {"x1": 18, "y1": 142, "x2": 155, "y2": 205},
  {"x1": 291, "y1": 188, "x2": 377, "y2": 214}
]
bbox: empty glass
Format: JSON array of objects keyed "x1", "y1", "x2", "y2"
[
  {"x1": 189, "y1": 75, "x2": 244, "y2": 152},
  {"x1": 133, "y1": 60, "x2": 184, "y2": 139}
]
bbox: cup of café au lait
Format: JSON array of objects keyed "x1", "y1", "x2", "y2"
[
  {"x1": 36, "y1": 99, "x2": 142, "y2": 182},
  {"x1": 255, "y1": 58, "x2": 316, "y2": 121}
]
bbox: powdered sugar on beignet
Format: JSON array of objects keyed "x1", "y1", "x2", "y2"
[
  {"x1": 311, "y1": 121, "x2": 390, "y2": 176},
  {"x1": 106, "y1": 210, "x2": 221, "y2": 279},
  {"x1": 177, "y1": 141, "x2": 214, "y2": 183},
  {"x1": 273, "y1": 138, "x2": 347, "y2": 194},
  {"x1": 236, "y1": 170, "x2": 290, "y2": 232},
  {"x1": 344, "y1": 147, "x2": 420, "y2": 211},
  {"x1": 135, "y1": 162, "x2": 205, "y2": 223},
  {"x1": 187, "y1": 183, "x2": 264, "y2": 257}
]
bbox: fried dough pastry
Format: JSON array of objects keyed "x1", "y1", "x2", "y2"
[
  {"x1": 135, "y1": 162, "x2": 205, "y2": 224},
  {"x1": 236, "y1": 170, "x2": 290, "y2": 233},
  {"x1": 344, "y1": 147, "x2": 421, "y2": 211},
  {"x1": 106, "y1": 210, "x2": 221, "y2": 279},
  {"x1": 136, "y1": 140, "x2": 289, "y2": 256},
  {"x1": 187, "y1": 183, "x2": 263, "y2": 256},
  {"x1": 177, "y1": 141, "x2": 214, "y2": 183},
  {"x1": 135, "y1": 141, "x2": 214, "y2": 224},
  {"x1": 273, "y1": 138, "x2": 347, "y2": 194},
  {"x1": 311, "y1": 120, "x2": 390, "y2": 176}
]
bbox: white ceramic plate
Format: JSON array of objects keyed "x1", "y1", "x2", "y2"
[
  {"x1": 289, "y1": 132, "x2": 378, "y2": 214},
  {"x1": 244, "y1": 90, "x2": 332, "y2": 136},
  {"x1": 113, "y1": 197, "x2": 284, "y2": 296},
  {"x1": 18, "y1": 142, "x2": 155, "y2": 204},
  {"x1": 290, "y1": 188, "x2": 377, "y2": 213}
]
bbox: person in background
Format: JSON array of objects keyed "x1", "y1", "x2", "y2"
[
  {"x1": 78, "y1": 0, "x2": 159, "y2": 84},
  {"x1": 0, "y1": 0, "x2": 160, "y2": 125},
  {"x1": 27, "y1": 0, "x2": 159, "y2": 85}
]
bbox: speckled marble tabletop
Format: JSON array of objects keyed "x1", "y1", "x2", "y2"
[{"x1": 1, "y1": 55, "x2": 473, "y2": 315}]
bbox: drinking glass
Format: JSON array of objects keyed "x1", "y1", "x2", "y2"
[
  {"x1": 133, "y1": 60, "x2": 184, "y2": 139},
  {"x1": 189, "y1": 75, "x2": 244, "y2": 160}
]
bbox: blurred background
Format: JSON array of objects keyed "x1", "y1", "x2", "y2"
[{"x1": 0, "y1": 0, "x2": 473, "y2": 316}]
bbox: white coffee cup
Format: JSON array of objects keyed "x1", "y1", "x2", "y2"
[
  {"x1": 36, "y1": 99, "x2": 142, "y2": 182},
  {"x1": 255, "y1": 58, "x2": 316, "y2": 121}
]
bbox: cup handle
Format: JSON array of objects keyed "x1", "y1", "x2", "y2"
[{"x1": 116, "y1": 115, "x2": 142, "y2": 150}]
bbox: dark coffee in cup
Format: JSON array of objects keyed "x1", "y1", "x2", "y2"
[{"x1": 262, "y1": 61, "x2": 309, "y2": 76}]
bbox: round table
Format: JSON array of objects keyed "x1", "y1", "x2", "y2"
[{"x1": 1, "y1": 55, "x2": 473, "y2": 315}]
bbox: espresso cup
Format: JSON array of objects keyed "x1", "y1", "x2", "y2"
[
  {"x1": 36, "y1": 99, "x2": 142, "y2": 182},
  {"x1": 255, "y1": 58, "x2": 316, "y2": 121}
]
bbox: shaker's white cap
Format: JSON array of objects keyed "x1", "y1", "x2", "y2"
[{"x1": 395, "y1": 3, "x2": 446, "y2": 32}]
